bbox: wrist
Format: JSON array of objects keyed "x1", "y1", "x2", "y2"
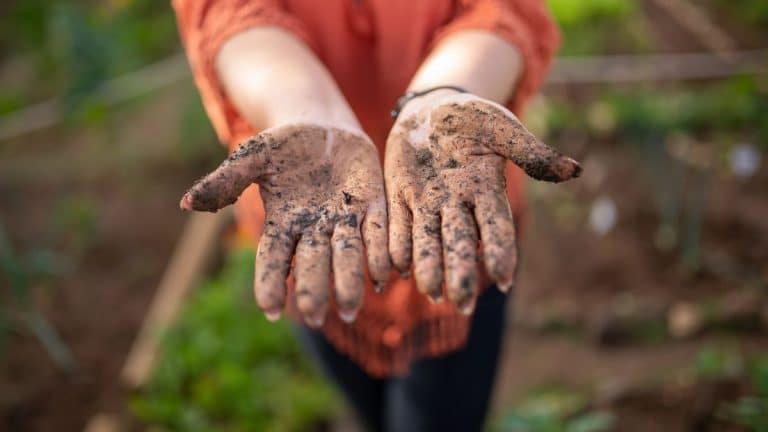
[
  {"x1": 396, "y1": 87, "x2": 468, "y2": 119},
  {"x1": 267, "y1": 94, "x2": 362, "y2": 133}
]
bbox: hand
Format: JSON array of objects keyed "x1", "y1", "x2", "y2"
[
  {"x1": 385, "y1": 92, "x2": 581, "y2": 313},
  {"x1": 180, "y1": 124, "x2": 390, "y2": 326}
]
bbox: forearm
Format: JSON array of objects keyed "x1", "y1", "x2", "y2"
[
  {"x1": 408, "y1": 30, "x2": 523, "y2": 104},
  {"x1": 216, "y1": 27, "x2": 360, "y2": 131}
]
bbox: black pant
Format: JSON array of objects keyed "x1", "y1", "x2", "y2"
[{"x1": 296, "y1": 287, "x2": 509, "y2": 432}]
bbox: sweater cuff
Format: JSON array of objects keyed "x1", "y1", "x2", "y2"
[
  {"x1": 430, "y1": 0, "x2": 560, "y2": 113},
  {"x1": 173, "y1": 0, "x2": 314, "y2": 145}
]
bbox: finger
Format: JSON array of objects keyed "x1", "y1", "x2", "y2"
[
  {"x1": 388, "y1": 194, "x2": 413, "y2": 276},
  {"x1": 180, "y1": 135, "x2": 271, "y2": 212},
  {"x1": 474, "y1": 192, "x2": 517, "y2": 292},
  {"x1": 294, "y1": 230, "x2": 331, "y2": 328},
  {"x1": 254, "y1": 222, "x2": 297, "y2": 321},
  {"x1": 362, "y1": 197, "x2": 391, "y2": 292},
  {"x1": 492, "y1": 118, "x2": 581, "y2": 183},
  {"x1": 332, "y1": 216, "x2": 365, "y2": 322},
  {"x1": 412, "y1": 209, "x2": 443, "y2": 302},
  {"x1": 441, "y1": 203, "x2": 479, "y2": 315}
]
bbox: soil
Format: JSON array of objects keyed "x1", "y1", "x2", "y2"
[
  {"x1": 0, "y1": 86, "x2": 218, "y2": 432},
  {"x1": 492, "y1": 143, "x2": 768, "y2": 429}
]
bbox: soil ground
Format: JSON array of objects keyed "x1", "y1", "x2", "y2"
[{"x1": 0, "y1": 85, "x2": 220, "y2": 431}]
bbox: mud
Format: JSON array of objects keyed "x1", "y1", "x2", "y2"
[
  {"x1": 385, "y1": 95, "x2": 581, "y2": 313},
  {"x1": 181, "y1": 124, "x2": 390, "y2": 326}
]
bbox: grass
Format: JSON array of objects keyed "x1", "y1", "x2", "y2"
[{"x1": 132, "y1": 249, "x2": 341, "y2": 432}]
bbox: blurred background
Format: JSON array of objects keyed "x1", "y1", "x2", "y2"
[{"x1": 1, "y1": 0, "x2": 767, "y2": 431}]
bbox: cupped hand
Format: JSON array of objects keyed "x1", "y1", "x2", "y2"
[
  {"x1": 385, "y1": 92, "x2": 581, "y2": 314},
  {"x1": 180, "y1": 124, "x2": 390, "y2": 326}
]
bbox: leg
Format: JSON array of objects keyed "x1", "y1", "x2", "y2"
[
  {"x1": 294, "y1": 325, "x2": 386, "y2": 432},
  {"x1": 385, "y1": 286, "x2": 509, "y2": 432}
]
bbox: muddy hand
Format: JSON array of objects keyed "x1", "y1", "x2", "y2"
[
  {"x1": 180, "y1": 124, "x2": 390, "y2": 326},
  {"x1": 385, "y1": 93, "x2": 581, "y2": 314}
]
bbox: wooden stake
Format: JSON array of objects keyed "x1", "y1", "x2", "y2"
[{"x1": 120, "y1": 209, "x2": 232, "y2": 389}]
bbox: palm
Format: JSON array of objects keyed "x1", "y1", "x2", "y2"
[
  {"x1": 385, "y1": 94, "x2": 581, "y2": 313},
  {"x1": 181, "y1": 124, "x2": 390, "y2": 326}
]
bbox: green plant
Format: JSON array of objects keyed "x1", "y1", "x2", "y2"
[
  {"x1": 0, "y1": 0, "x2": 179, "y2": 125},
  {"x1": 0, "y1": 220, "x2": 75, "y2": 370},
  {"x1": 53, "y1": 195, "x2": 100, "y2": 257},
  {"x1": 133, "y1": 248, "x2": 340, "y2": 432},
  {"x1": 719, "y1": 397, "x2": 768, "y2": 431},
  {"x1": 546, "y1": 0, "x2": 650, "y2": 55},
  {"x1": 695, "y1": 346, "x2": 745, "y2": 379},
  {"x1": 495, "y1": 386, "x2": 614, "y2": 432},
  {"x1": 542, "y1": 76, "x2": 768, "y2": 271},
  {"x1": 717, "y1": 356, "x2": 768, "y2": 431},
  {"x1": 714, "y1": 0, "x2": 768, "y2": 31},
  {"x1": 547, "y1": 0, "x2": 635, "y2": 26}
]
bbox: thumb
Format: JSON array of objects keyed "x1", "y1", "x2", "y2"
[
  {"x1": 431, "y1": 100, "x2": 581, "y2": 183},
  {"x1": 492, "y1": 118, "x2": 582, "y2": 183},
  {"x1": 180, "y1": 134, "x2": 271, "y2": 212}
]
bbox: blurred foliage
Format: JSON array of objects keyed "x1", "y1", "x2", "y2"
[
  {"x1": 0, "y1": 220, "x2": 75, "y2": 370},
  {"x1": 688, "y1": 347, "x2": 768, "y2": 430},
  {"x1": 547, "y1": 0, "x2": 635, "y2": 26},
  {"x1": 0, "y1": 0, "x2": 178, "y2": 116},
  {"x1": 713, "y1": 0, "x2": 768, "y2": 33},
  {"x1": 546, "y1": 0, "x2": 651, "y2": 55},
  {"x1": 695, "y1": 346, "x2": 745, "y2": 380},
  {"x1": 494, "y1": 385, "x2": 614, "y2": 432},
  {"x1": 545, "y1": 77, "x2": 768, "y2": 146},
  {"x1": 542, "y1": 75, "x2": 767, "y2": 269},
  {"x1": 705, "y1": 351, "x2": 768, "y2": 431},
  {"x1": 177, "y1": 82, "x2": 221, "y2": 163},
  {"x1": 133, "y1": 249, "x2": 340, "y2": 432},
  {"x1": 720, "y1": 397, "x2": 768, "y2": 431},
  {"x1": 53, "y1": 196, "x2": 101, "y2": 258}
]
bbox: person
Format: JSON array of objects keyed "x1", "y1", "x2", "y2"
[{"x1": 172, "y1": 1, "x2": 580, "y2": 430}]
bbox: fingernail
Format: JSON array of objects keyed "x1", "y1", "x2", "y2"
[
  {"x1": 427, "y1": 292, "x2": 444, "y2": 304},
  {"x1": 568, "y1": 157, "x2": 583, "y2": 178},
  {"x1": 304, "y1": 312, "x2": 326, "y2": 328},
  {"x1": 374, "y1": 282, "x2": 386, "y2": 293},
  {"x1": 264, "y1": 309, "x2": 281, "y2": 322},
  {"x1": 458, "y1": 298, "x2": 477, "y2": 316},
  {"x1": 339, "y1": 309, "x2": 358, "y2": 323},
  {"x1": 179, "y1": 193, "x2": 194, "y2": 211},
  {"x1": 498, "y1": 280, "x2": 515, "y2": 293}
]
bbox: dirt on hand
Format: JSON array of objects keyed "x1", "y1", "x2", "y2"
[
  {"x1": 385, "y1": 94, "x2": 581, "y2": 314},
  {"x1": 181, "y1": 124, "x2": 390, "y2": 326}
]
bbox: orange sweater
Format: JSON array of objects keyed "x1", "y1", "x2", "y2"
[{"x1": 172, "y1": 0, "x2": 559, "y2": 377}]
